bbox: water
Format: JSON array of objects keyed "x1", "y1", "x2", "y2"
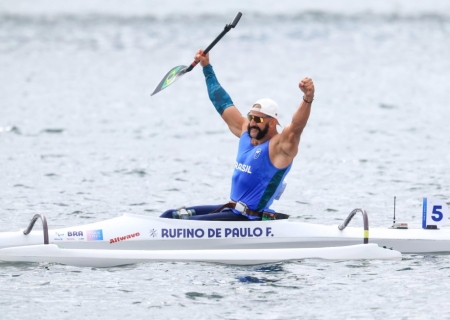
[{"x1": 1, "y1": 0, "x2": 450, "y2": 318}]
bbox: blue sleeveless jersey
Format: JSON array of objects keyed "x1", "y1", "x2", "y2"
[{"x1": 230, "y1": 132, "x2": 292, "y2": 212}]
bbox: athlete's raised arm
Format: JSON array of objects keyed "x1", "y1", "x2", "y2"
[
  {"x1": 195, "y1": 50, "x2": 247, "y2": 137},
  {"x1": 270, "y1": 77, "x2": 315, "y2": 168}
]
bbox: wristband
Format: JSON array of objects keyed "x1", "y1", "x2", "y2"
[{"x1": 303, "y1": 96, "x2": 313, "y2": 104}]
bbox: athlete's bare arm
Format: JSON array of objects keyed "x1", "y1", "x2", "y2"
[
  {"x1": 270, "y1": 78, "x2": 315, "y2": 168},
  {"x1": 222, "y1": 107, "x2": 248, "y2": 137}
]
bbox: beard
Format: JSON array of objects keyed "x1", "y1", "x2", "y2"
[{"x1": 247, "y1": 123, "x2": 269, "y2": 140}]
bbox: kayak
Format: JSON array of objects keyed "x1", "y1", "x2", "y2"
[
  {"x1": 0, "y1": 210, "x2": 408, "y2": 267},
  {"x1": 1, "y1": 209, "x2": 449, "y2": 253},
  {"x1": 1, "y1": 198, "x2": 448, "y2": 267}
]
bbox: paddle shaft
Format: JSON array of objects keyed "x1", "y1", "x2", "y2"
[{"x1": 185, "y1": 12, "x2": 242, "y2": 72}]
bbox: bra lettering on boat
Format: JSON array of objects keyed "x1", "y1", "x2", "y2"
[
  {"x1": 161, "y1": 227, "x2": 273, "y2": 239},
  {"x1": 68, "y1": 231, "x2": 83, "y2": 237},
  {"x1": 235, "y1": 162, "x2": 252, "y2": 174},
  {"x1": 110, "y1": 232, "x2": 140, "y2": 244},
  {"x1": 66, "y1": 231, "x2": 85, "y2": 241}
]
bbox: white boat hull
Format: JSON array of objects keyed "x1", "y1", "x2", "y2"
[
  {"x1": 0, "y1": 243, "x2": 400, "y2": 267},
  {"x1": 1, "y1": 213, "x2": 449, "y2": 253}
]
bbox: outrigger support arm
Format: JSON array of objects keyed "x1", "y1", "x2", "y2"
[
  {"x1": 338, "y1": 208, "x2": 369, "y2": 244},
  {"x1": 23, "y1": 214, "x2": 49, "y2": 245}
]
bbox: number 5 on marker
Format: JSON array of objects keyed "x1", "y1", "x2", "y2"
[
  {"x1": 432, "y1": 205, "x2": 443, "y2": 222},
  {"x1": 422, "y1": 198, "x2": 449, "y2": 229}
]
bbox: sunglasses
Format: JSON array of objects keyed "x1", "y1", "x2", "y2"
[{"x1": 247, "y1": 114, "x2": 272, "y2": 123}]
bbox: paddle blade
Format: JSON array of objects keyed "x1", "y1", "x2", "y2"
[{"x1": 151, "y1": 65, "x2": 187, "y2": 96}]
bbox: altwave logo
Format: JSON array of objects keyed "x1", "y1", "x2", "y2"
[
  {"x1": 110, "y1": 232, "x2": 140, "y2": 244},
  {"x1": 254, "y1": 148, "x2": 262, "y2": 159}
]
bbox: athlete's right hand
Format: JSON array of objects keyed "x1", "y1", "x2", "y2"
[{"x1": 195, "y1": 49, "x2": 210, "y2": 67}]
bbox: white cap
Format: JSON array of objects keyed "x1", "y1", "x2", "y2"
[{"x1": 250, "y1": 98, "x2": 280, "y2": 125}]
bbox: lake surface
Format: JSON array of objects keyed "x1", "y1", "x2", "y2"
[{"x1": 1, "y1": 1, "x2": 450, "y2": 318}]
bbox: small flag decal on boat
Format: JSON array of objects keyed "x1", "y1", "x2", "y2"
[{"x1": 87, "y1": 229, "x2": 104, "y2": 241}]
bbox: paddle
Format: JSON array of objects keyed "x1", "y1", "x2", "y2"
[{"x1": 150, "y1": 12, "x2": 242, "y2": 96}]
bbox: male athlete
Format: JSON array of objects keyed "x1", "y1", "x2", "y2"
[{"x1": 160, "y1": 50, "x2": 314, "y2": 221}]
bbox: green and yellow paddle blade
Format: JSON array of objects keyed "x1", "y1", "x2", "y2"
[{"x1": 151, "y1": 65, "x2": 187, "y2": 96}]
